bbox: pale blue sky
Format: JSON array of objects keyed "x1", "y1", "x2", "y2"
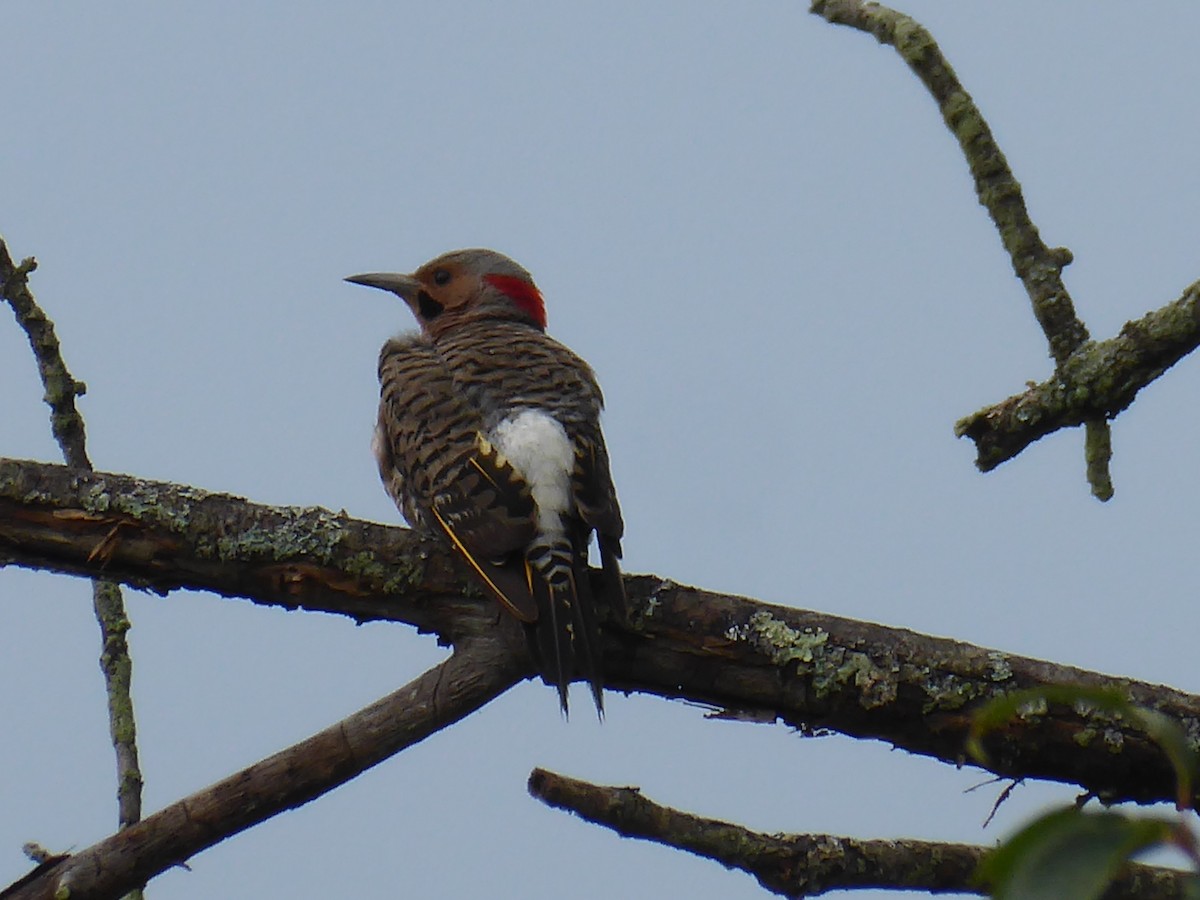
[{"x1": 4, "y1": 3, "x2": 1200, "y2": 897}]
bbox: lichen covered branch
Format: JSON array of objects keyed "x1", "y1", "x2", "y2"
[
  {"x1": 809, "y1": 1, "x2": 1123, "y2": 497},
  {"x1": 0, "y1": 457, "x2": 485, "y2": 636},
  {"x1": 4, "y1": 457, "x2": 1200, "y2": 808},
  {"x1": 1, "y1": 239, "x2": 145, "y2": 853},
  {"x1": 812, "y1": 0, "x2": 1085, "y2": 359},
  {"x1": 0, "y1": 240, "x2": 90, "y2": 464},
  {"x1": 955, "y1": 281, "x2": 1200, "y2": 470}
]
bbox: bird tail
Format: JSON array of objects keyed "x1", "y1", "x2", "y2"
[
  {"x1": 598, "y1": 532, "x2": 627, "y2": 627},
  {"x1": 527, "y1": 540, "x2": 604, "y2": 718}
]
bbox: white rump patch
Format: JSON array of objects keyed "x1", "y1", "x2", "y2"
[{"x1": 489, "y1": 410, "x2": 573, "y2": 536}]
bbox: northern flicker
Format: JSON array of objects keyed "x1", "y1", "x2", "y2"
[{"x1": 346, "y1": 249, "x2": 625, "y2": 716}]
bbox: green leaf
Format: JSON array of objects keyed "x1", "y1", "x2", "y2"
[
  {"x1": 1126, "y1": 705, "x2": 1197, "y2": 808},
  {"x1": 977, "y1": 807, "x2": 1177, "y2": 899}
]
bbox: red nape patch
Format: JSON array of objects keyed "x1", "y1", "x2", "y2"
[{"x1": 484, "y1": 273, "x2": 547, "y2": 329}]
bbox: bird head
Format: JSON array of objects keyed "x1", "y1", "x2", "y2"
[{"x1": 346, "y1": 248, "x2": 547, "y2": 337}]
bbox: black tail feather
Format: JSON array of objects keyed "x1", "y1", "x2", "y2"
[
  {"x1": 568, "y1": 561, "x2": 605, "y2": 718},
  {"x1": 527, "y1": 576, "x2": 571, "y2": 714},
  {"x1": 598, "y1": 533, "x2": 626, "y2": 626},
  {"x1": 525, "y1": 549, "x2": 605, "y2": 719}
]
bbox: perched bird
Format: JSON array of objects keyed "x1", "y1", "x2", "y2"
[{"x1": 346, "y1": 249, "x2": 625, "y2": 716}]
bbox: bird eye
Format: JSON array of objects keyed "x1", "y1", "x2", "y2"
[{"x1": 433, "y1": 269, "x2": 451, "y2": 286}]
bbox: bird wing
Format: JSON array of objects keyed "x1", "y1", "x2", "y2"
[
  {"x1": 429, "y1": 434, "x2": 541, "y2": 622},
  {"x1": 570, "y1": 432, "x2": 627, "y2": 624},
  {"x1": 377, "y1": 336, "x2": 540, "y2": 621}
]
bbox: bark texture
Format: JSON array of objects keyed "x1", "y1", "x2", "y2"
[
  {"x1": 2, "y1": 457, "x2": 1197, "y2": 812},
  {"x1": 530, "y1": 769, "x2": 1195, "y2": 898},
  {"x1": 0, "y1": 638, "x2": 524, "y2": 900}
]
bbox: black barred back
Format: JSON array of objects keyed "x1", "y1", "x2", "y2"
[
  {"x1": 376, "y1": 335, "x2": 479, "y2": 523},
  {"x1": 435, "y1": 321, "x2": 625, "y2": 548},
  {"x1": 435, "y1": 321, "x2": 604, "y2": 431}
]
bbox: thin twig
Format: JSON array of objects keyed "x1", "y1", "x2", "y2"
[
  {"x1": 529, "y1": 769, "x2": 1194, "y2": 898},
  {"x1": 0, "y1": 243, "x2": 88, "y2": 465},
  {"x1": 0, "y1": 239, "x2": 145, "y2": 889},
  {"x1": 810, "y1": 0, "x2": 1116, "y2": 499}
]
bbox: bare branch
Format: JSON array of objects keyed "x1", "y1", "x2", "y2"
[
  {"x1": 2, "y1": 637, "x2": 526, "y2": 900},
  {"x1": 955, "y1": 280, "x2": 1200, "y2": 471},
  {"x1": 811, "y1": 1, "x2": 1084, "y2": 358},
  {"x1": 0, "y1": 241, "x2": 90, "y2": 466},
  {"x1": 1, "y1": 239, "x2": 145, "y2": 859},
  {"x1": 3, "y1": 458, "x2": 1199, "y2": 807},
  {"x1": 809, "y1": 1, "x2": 1123, "y2": 497},
  {"x1": 530, "y1": 767, "x2": 980, "y2": 896},
  {"x1": 529, "y1": 769, "x2": 1194, "y2": 898}
]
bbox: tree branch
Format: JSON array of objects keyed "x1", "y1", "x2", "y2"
[
  {"x1": 809, "y1": 0, "x2": 1127, "y2": 498},
  {"x1": 955, "y1": 280, "x2": 1200, "y2": 471},
  {"x1": 0, "y1": 456, "x2": 485, "y2": 636},
  {"x1": 811, "y1": 0, "x2": 1085, "y2": 360},
  {"x1": 529, "y1": 768, "x2": 1194, "y2": 898},
  {"x1": 1, "y1": 239, "x2": 145, "y2": 865},
  {"x1": 0, "y1": 241, "x2": 90, "y2": 465},
  {"x1": 3, "y1": 458, "x2": 1198, "y2": 808},
  {"x1": 1, "y1": 637, "x2": 525, "y2": 900}
]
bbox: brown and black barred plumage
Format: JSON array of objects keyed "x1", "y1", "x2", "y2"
[{"x1": 346, "y1": 249, "x2": 625, "y2": 716}]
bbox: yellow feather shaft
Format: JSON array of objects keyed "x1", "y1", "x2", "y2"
[{"x1": 430, "y1": 506, "x2": 537, "y2": 623}]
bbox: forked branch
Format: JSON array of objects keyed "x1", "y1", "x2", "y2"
[{"x1": 811, "y1": 1, "x2": 1200, "y2": 499}]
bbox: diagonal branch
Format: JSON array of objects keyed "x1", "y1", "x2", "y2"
[
  {"x1": 0, "y1": 242, "x2": 90, "y2": 465},
  {"x1": 1, "y1": 636, "x2": 526, "y2": 900},
  {"x1": 1, "y1": 239, "x2": 145, "y2": 846},
  {"x1": 810, "y1": 1, "x2": 1124, "y2": 498},
  {"x1": 3, "y1": 458, "x2": 1199, "y2": 808},
  {"x1": 811, "y1": 0, "x2": 1086, "y2": 360},
  {"x1": 528, "y1": 769, "x2": 1192, "y2": 898}
]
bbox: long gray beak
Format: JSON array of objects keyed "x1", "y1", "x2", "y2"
[{"x1": 344, "y1": 272, "x2": 422, "y2": 300}]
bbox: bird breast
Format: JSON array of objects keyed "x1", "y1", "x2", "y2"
[{"x1": 488, "y1": 410, "x2": 574, "y2": 536}]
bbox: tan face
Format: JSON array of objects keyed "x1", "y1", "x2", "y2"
[{"x1": 408, "y1": 255, "x2": 484, "y2": 320}]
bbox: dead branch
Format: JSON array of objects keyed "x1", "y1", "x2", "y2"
[
  {"x1": 529, "y1": 769, "x2": 1193, "y2": 898},
  {"x1": 1, "y1": 637, "x2": 525, "y2": 900},
  {"x1": 811, "y1": 0, "x2": 1131, "y2": 497},
  {"x1": 2, "y1": 457, "x2": 1198, "y2": 810},
  {"x1": 955, "y1": 281, "x2": 1200, "y2": 469},
  {"x1": 1, "y1": 240, "x2": 145, "y2": 849}
]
